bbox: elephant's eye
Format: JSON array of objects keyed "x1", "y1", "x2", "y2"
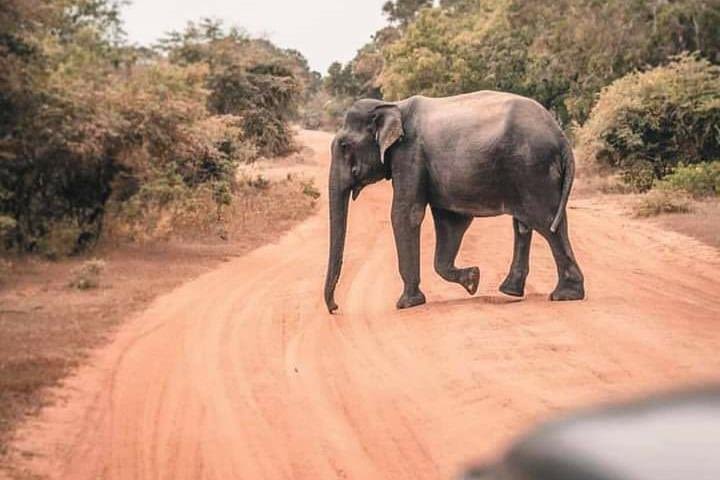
[{"x1": 339, "y1": 140, "x2": 354, "y2": 160}]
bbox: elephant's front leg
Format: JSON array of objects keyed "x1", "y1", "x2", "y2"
[
  {"x1": 391, "y1": 200, "x2": 427, "y2": 309},
  {"x1": 432, "y1": 207, "x2": 479, "y2": 295}
]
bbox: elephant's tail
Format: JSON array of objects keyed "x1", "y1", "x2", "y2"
[{"x1": 550, "y1": 139, "x2": 575, "y2": 233}]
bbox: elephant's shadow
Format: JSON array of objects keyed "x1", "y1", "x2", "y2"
[{"x1": 428, "y1": 292, "x2": 547, "y2": 309}]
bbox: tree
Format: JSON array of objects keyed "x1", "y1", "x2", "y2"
[
  {"x1": 380, "y1": 0, "x2": 720, "y2": 125},
  {"x1": 382, "y1": 0, "x2": 433, "y2": 26},
  {"x1": 324, "y1": 61, "x2": 361, "y2": 97},
  {"x1": 1, "y1": 4, "x2": 303, "y2": 253},
  {"x1": 158, "y1": 20, "x2": 311, "y2": 156},
  {"x1": 0, "y1": 0, "x2": 133, "y2": 251},
  {"x1": 323, "y1": 26, "x2": 401, "y2": 101}
]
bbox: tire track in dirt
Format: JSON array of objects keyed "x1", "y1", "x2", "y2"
[{"x1": 6, "y1": 130, "x2": 720, "y2": 480}]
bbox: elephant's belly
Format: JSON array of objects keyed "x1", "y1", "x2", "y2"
[
  {"x1": 427, "y1": 157, "x2": 517, "y2": 218},
  {"x1": 431, "y1": 190, "x2": 511, "y2": 218}
]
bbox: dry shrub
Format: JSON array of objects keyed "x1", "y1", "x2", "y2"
[
  {"x1": 574, "y1": 170, "x2": 637, "y2": 196},
  {"x1": 595, "y1": 177, "x2": 637, "y2": 195},
  {"x1": 301, "y1": 179, "x2": 321, "y2": 200},
  {"x1": 242, "y1": 174, "x2": 271, "y2": 190},
  {"x1": 1, "y1": 11, "x2": 311, "y2": 257},
  {"x1": 0, "y1": 258, "x2": 12, "y2": 285},
  {"x1": 69, "y1": 258, "x2": 106, "y2": 290},
  {"x1": 633, "y1": 190, "x2": 691, "y2": 218}
]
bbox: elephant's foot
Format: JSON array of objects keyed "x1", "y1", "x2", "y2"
[
  {"x1": 550, "y1": 279, "x2": 585, "y2": 301},
  {"x1": 459, "y1": 267, "x2": 480, "y2": 295},
  {"x1": 396, "y1": 289, "x2": 426, "y2": 309},
  {"x1": 499, "y1": 272, "x2": 527, "y2": 297}
]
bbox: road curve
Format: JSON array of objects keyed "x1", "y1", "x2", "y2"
[{"x1": 8, "y1": 130, "x2": 720, "y2": 480}]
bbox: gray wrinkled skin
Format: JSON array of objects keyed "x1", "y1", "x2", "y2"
[{"x1": 324, "y1": 91, "x2": 585, "y2": 314}]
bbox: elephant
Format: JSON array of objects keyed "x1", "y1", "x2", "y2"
[{"x1": 323, "y1": 91, "x2": 585, "y2": 314}]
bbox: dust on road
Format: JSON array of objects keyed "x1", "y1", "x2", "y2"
[{"x1": 7, "y1": 130, "x2": 720, "y2": 480}]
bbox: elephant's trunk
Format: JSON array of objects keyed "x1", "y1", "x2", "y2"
[{"x1": 324, "y1": 177, "x2": 350, "y2": 314}]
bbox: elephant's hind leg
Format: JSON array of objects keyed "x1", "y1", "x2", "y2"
[
  {"x1": 432, "y1": 207, "x2": 479, "y2": 295},
  {"x1": 539, "y1": 217, "x2": 585, "y2": 301},
  {"x1": 500, "y1": 217, "x2": 532, "y2": 297}
]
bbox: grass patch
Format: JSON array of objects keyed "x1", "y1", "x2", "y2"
[{"x1": 633, "y1": 190, "x2": 691, "y2": 217}]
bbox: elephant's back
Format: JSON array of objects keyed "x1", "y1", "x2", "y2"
[
  {"x1": 414, "y1": 91, "x2": 560, "y2": 145},
  {"x1": 415, "y1": 91, "x2": 563, "y2": 172},
  {"x1": 412, "y1": 91, "x2": 566, "y2": 217}
]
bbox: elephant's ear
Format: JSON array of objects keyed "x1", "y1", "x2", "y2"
[{"x1": 373, "y1": 104, "x2": 403, "y2": 164}]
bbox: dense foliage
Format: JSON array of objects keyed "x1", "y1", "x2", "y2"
[
  {"x1": 0, "y1": 2, "x2": 313, "y2": 254},
  {"x1": 382, "y1": 0, "x2": 433, "y2": 27},
  {"x1": 320, "y1": 0, "x2": 719, "y2": 127},
  {"x1": 159, "y1": 21, "x2": 314, "y2": 156},
  {"x1": 380, "y1": 0, "x2": 720, "y2": 125},
  {"x1": 576, "y1": 54, "x2": 720, "y2": 191},
  {"x1": 660, "y1": 161, "x2": 720, "y2": 197},
  {"x1": 4, "y1": 0, "x2": 719, "y2": 252}
]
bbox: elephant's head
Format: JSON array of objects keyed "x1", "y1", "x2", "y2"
[{"x1": 324, "y1": 99, "x2": 404, "y2": 313}]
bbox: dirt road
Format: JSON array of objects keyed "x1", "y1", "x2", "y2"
[{"x1": 8, "y1": 130, "x2": 720, "y2": 479}]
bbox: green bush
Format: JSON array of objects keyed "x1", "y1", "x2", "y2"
[
  {"x1": 659, "y1": 161, "x2": 720, "y2": 197},
  {"x1": 35, "y1": 221, "x2": 85, "y2": 259},
  {"x1": 577, "y1": 54, "x2": 720, "y2": 192},
  {"x1": 161, "y1": 22, "x2": 309, "y2": 158},
  {"x1": 0, "y1": 216, "x2": 16, "y2": 245},
  {"x1": 207, "y1": 62, "x2": 301, "y2": 157}
]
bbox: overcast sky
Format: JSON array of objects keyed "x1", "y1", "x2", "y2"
[{"x1": 122, "y1": 0, "x2": 388, "y2": 74}]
